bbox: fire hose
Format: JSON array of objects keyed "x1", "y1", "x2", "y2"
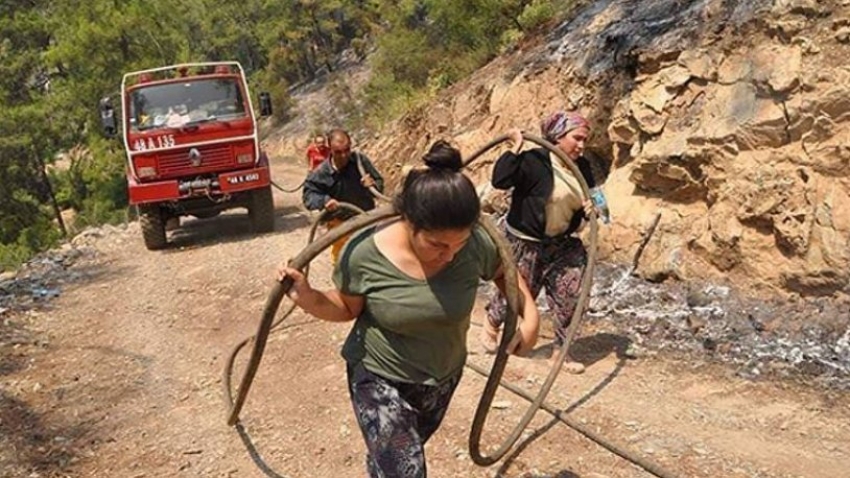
[
  {"x1": 221, "y1": 203, "x2": 366, "y2": 421},
  {"x1": 221, "y1": 202, "x2": 521, "y2": 430},
  {"x1": 223, "y1": 133, "x2": 676, "y2": 477},
  {"x1": 270, "y1": 179, "x2": 305, "y2": 193},
  {"x1": 462, "y1": 134, "x2": 600, "y2": 466}
]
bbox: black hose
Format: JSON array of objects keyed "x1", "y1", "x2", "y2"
[
  {"x1": 270, "y1": 179, "x2": 305, "y2": 193},
  {"x1": 223, "y1": 203, "x2": 370, "y2": 426},
  {"x1": 465, "y1": 133, "x2": 599, "y2": 466},
  {"x1": 224, "y1": 134, "x2": 672, "y2": 478},
  {"x1": 465, "y1": 133, "x2": 673, "y2": 477},
  {"x1": 464, "y1": 361, "x2": 678, "y2": 478},
  {"x1": 223, "y1": 203, "x2": 519, "y2": 427},
  {"x1": 354, "y1": 152, "x2": 392, "y2": 202}
]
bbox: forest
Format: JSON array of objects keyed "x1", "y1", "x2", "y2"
[{"x1": 0, "y1": 0, "x2": 567, "y2": 270}]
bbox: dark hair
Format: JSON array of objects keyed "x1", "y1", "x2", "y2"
[{"x1": 394, "y1": 140, "x2": 480, "y2": 231}]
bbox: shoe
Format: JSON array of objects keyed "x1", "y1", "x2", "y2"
[
  {"x1": 548, "y1": 347, "x2": 586, "y2": 374},
  {"x1": 561, "y1": 360, "x2": 586, "y2": 374},
  {"x1": 481, "y1": 321, "x2": 499, "y2": 355}
]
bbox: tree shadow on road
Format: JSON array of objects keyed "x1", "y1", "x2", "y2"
[{"x1": 0, "y1": 391, "x2": 83, "y2": 477}]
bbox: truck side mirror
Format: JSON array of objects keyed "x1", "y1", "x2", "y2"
[
  {"x1": 99, "y1": 97, "x2": 117, "y2": 138},
  {"x1": 258, "y1": 92, "x2": 273, "y2": 117}
]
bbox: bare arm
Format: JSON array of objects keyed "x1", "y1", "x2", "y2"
[
  {"x1": 493, "y1": 267, "x2": 539, "y2": 355},
  {"x1": 278, "y1": 267, "x2": 363, "y2": 322}
]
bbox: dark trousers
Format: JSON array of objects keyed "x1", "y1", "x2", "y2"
[{"x1": 346, "y1": 362, "x2": 462, "y2": 478}]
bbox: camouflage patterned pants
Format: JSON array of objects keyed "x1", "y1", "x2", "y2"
[
  {"x1": 486, "y1": 226, "x2": 587, "y2": 345},
  {"x1": 346, "y1": 362, "x2": 462, "y2": 478}
]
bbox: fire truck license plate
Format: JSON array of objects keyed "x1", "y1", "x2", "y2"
[{"x1": 227, "y1": 173, "x2": 260, "y2": 185}]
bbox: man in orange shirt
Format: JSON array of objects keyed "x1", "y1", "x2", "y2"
[{"x1": 305, "y1": 134, "x2": 330, "y2": 171}]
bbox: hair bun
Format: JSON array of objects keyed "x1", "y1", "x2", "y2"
[{"x1": 423, "y1": 140, "x2": 463, "y2": 172}]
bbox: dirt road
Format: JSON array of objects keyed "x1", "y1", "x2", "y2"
[{"x1": 2, "y1": 159, "x2": 849, "y2": 478}]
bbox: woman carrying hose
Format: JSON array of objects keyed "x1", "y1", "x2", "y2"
[
  {"x1": 278, "y1": 140, "x2": 539, "y2": 477},
  {"x1": 483, "y1": 111, "x2": 602, "y2": 374}
]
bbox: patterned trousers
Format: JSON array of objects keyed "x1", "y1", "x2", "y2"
[
  {"x1": 486, "y1": 226, "x2": 587, "y2": 345},
  {"x1": 346, "y1": 362, "x2": 462, "y2": 478}
]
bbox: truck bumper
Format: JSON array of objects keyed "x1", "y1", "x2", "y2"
[{"x1": 129, "y1": 167, "x2": 271, "y2": 205}]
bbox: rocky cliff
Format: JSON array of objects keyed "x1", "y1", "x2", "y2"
[{"x1": 268, "y1": 0, "x2": 850, "y2": 297}]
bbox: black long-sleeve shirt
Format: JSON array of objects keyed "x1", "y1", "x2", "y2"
[
  {"x1": 302, "y1": 152, "x2": 385, "y2": 220},
  {"x1": 492, "y1": 147, "x2": 595, "y2": 241}
]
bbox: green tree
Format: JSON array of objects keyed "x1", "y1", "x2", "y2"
[
  {"x1": 0, "y1": 1, "x2": 65, "y2": 268},
  {"x1": 0, "y1": 0, "x2": 566, "y2": 270}
]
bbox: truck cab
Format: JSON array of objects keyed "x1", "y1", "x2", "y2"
[{"x1": 101, "y1": 62, "x2": 275, "y2": 250}]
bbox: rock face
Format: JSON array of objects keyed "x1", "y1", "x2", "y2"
[
  {"x1": 362, "y1": 0, "x2": 850, "y2": 297},
  {"x1": 267, "y1": 0, "x2": 849, "y2": 297}
]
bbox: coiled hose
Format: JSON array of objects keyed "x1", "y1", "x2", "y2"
[
  {"x1": 460, "y1": 134, "x2": 675, "y2": 477},
  {"x1": 223, "y1": 133, "x2": 579, "y2": 452},
  {"x1": 223, "y1": 133, "x2": 675, "y2": 478},
  {"x1": 222, "y1": 202, "x2": 520, "y2": 430}
]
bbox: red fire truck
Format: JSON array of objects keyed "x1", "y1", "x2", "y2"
[{"x1": 100, "y1": 62, "x2": 275, "y2": 250}]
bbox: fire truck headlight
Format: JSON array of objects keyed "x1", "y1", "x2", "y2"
[{"x1": 236, "y1": 153, "x2": 253, "y2": 164}]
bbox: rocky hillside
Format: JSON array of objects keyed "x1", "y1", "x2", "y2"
[{"x1": 266, "y1": 0, "x2": 850, "y2": 298}]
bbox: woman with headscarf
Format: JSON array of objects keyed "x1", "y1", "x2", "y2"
[{"x1": 483, "y1": 111, "x2": 600, "y2": 374}]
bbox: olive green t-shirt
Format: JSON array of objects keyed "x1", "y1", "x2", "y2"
[{"x1": 333, "y1": 224, "x2": 500, "y2": 385}]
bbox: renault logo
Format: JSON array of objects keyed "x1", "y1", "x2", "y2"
[{"x1": 189, "y1": 148, "x2": 202, "y2": 167}]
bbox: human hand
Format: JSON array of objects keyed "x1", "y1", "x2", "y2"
[
  {"x1": 582, "y1": 199, "x2": 597, "y2": 219},
  {"x1": 276, "y1": 264, "x2": 311, "y2": 302},
  {"x1": 361, "y1": 174, "x2": 375, "y2": 188},
  {"x1": 506, "y1": 128, "x2": 523, "y2": 153},
  {"x1": 325, "y1": 199, "x2": 339, "y2": 211}
]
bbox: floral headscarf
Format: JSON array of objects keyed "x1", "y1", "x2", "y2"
[{"x1": 540, "y1": 111, "x2": 589, "y2": 142}]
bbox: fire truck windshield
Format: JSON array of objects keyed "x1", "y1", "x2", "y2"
[{"x1": 129, "y1": 78, "x2": 247, "y2": 132}]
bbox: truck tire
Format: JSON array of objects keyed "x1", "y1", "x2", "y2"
[
  {"x1": 249, "y1": 185, "x2": 275, "y2": 233},
  {"x1": 138, "y1": 204, "x2": 168, "y2": 250}
]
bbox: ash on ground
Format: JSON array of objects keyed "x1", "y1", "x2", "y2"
[
  {"x1": 0, "y1": 227, "x2": 117, "y2": 313},
  {"x1": 587, "y1": 262, "x2": 850, "y2": 390}
]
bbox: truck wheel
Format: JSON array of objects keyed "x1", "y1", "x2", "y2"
[
  {"x1": 249, "y1": 186, "x2": 275, "y2": 233},
  {"x1": 138, "y1": 204, "x2": 168, "y2": 250}
]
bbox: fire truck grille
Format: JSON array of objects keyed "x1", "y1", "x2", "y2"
[{"x1": 158, "y1": 144, "x2": 234, "y2": 177}]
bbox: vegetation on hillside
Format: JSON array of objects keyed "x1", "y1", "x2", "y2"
[{"x1": 0, "y1": 0, "x2": 573, "y2": 270}]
